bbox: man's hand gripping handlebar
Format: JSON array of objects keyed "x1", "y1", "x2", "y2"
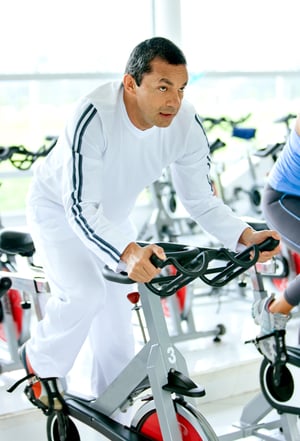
[{"x1": 103, "y1": 237, "x2": 279, "y2": 297}]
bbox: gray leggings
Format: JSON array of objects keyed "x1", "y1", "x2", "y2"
[{"x1": 262, "y1": 184, "x2": 300, "y2": 307}]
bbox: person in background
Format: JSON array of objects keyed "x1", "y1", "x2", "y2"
[
  {"x1": 253, "y1": 114, "x2": 300, "y2": 363},
  {"x1": 18, "y1": 36, "x2": 280, "y2": 410}
]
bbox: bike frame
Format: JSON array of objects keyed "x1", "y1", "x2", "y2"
[{"x1": 63, "y1": 272, "x2": 210, "y2": 441}]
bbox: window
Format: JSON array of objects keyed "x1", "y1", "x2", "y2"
[
  {"x1": 181, "y1": 0, "x2": 299, "y2": 72},
  {"x1": 1, "y1": 0, "x2": 153, "y2": 74},
  {"x1": 0, "y1": 0, "x2": 153, "y2": 144}
]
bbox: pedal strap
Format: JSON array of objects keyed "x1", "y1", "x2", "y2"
[
  {"x1": 272, "y1": 329, "x2": 288, "y2": 386},
  {"x1": 7, "y1": 374, "x2": 65, "y2": 415},
  {"x1": 246, "y1": 329, "x2": 287, "y2": 361},
  {"x1": 273, "y1": 329, "x2": 288, "y2": 363},
  {"x1": 7, "y1": 373, "x2": 34, "y2": 393},
  {"x1": 245, "y1": 329, "x2": 287, "y2": 386}
]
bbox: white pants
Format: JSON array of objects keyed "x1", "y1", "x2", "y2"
[{"x1": 26, "y1": 201, "x2": 135, "y2": 396}]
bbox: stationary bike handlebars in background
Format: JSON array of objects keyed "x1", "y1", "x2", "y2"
[{"x1": 0, "y1": 138, "x2": 57, "y2": 373}]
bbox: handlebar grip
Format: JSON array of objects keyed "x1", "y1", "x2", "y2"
[
  {"x1": 102, "y1": 266, "x2": 134, "y2": 284},
  {"x1": 257, "y1": 237, "x2": 280, "y2": 252},
  {"x1": 0, "y1": 277, "x2": 12, "y2": 299},
  {"x1": 0, "y1": 146, "x2": 12, "y2": 160},
  {"x1": 150, "y1": 254, "x2": 165, "y2": 268}
]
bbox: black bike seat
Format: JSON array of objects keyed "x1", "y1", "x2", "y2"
[{"x1": 0, "y1": 228, "x2": 35, "y2": 257}]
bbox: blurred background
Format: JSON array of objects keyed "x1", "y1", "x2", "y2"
[{"x1": 0, "y1": 0, "x2": 299, "y2": 219}]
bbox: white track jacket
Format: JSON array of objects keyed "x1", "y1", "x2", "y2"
[{"x1": 28, "y1": 81, "x2": 248, "y2": 270}]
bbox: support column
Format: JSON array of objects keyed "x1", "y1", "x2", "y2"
[{"x1": 152, "y1": 0, "x2": 182, "y2": 46}]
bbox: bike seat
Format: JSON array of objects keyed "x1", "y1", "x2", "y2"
[
  {"x1": 209, "y1": 138, "x2": 226, "y2": 154},
  {"x1": 0, "y1": 228, "x2": 35, "y2": 257},
  {"x1": 232, "y1": 127, "x2": 256, "y2": 140},
  {"x1": 254, "y1": 142, "x2": 284, "y2": 158}
]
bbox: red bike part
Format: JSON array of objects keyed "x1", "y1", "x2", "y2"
[
  {"x1": 272, "y1": 251, "x2": 300, "y2": 293},
  {"x1": 169, "y1": 265, "x2": 187, "y2": 313},
  {"x1": 176, "y1": 286, "x2": 187, "y2": 313},
  {"x1": 272, "y1": 278, "x2": 288, "y2": 292},
  {"x1": 0, "y1": 288, "x2": 23, "y2": 341},
  {"x1": 138, "y1": 409, "x2": 203, "y2": 440},
  {"x1": 292, "y1": 251, "x2": 300, "y2": 274}
]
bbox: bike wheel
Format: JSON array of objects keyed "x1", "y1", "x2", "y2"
[
  {"x1": 131, "y1": 399, "x2": 218, "y2": 441},
  {"x1": 47, "y1": 412, "x2": 80, "y2": 441},
  {"x1": 260, "y1": 357, "x2": 294, "y2": 405}
]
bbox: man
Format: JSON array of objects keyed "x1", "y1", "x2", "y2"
[{"x1": 21, "y1": 37, "x2": 280, "y2": 409}]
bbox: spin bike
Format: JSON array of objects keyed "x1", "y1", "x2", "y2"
[
  {"x1": 0, "y1": 229, "x2": 49, "y2": 373},
  {"x1": 8, "y1": 236, "x2": 278, "y2": 441},
  {"x1": 0, "y1": 137, "x2": 56, "y2": 373},
  {"x1": 235, "y1": 260, "x2": 300, "y2": 441}
]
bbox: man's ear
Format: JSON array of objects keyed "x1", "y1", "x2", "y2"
[{"x1": 123, "y1": 74, "x2": 136, "y2": 95}]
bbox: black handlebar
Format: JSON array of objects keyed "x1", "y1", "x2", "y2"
[
  {"x1": 102, "y1": 237, "x2": 279, "y2": 297},
  {"x1": 0, "y1": 136, "x2": 57, "y2": 170},
  {"x1": 199, "y1": 113, "x2": 252, "y2": 131},
  {"x1": 274, "y1": 114, "x2": 296, "y2": 125},
  {"x1": 254, "y1": 142, "x2": 285, "y2": 160},
  {"x1": 0, "y1": 277, "x2": 12, "y2": 299}
]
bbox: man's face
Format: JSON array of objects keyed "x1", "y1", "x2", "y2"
[{"x1": 126, "y1": 58, "x2": 188, "y2": 130}]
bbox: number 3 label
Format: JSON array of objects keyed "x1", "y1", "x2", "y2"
[{"x1": 167, "y1": 346, "x2": 176, "y2": 364}]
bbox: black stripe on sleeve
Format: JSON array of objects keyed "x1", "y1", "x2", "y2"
[{"x1": 70, "y1": 104, "x2": 121, "y2": 263}]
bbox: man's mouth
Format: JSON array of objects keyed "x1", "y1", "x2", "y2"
[{"x1": 159, "y1": 112, "x2": 175, "y2": 117}]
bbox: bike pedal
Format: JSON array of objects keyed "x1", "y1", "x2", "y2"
[
  {"x1": 163, "y1": 368, "x2": 206, "y2": 398},
  {"x1": 8, "y1": 374, "x2": 65, "y2": 416}
]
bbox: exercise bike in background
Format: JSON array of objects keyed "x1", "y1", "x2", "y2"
[
  {"x1": 0, "y1": 137, "x2": 56, "y2": 373},
  {"x1": 200, "y1": 113, "x2": 265, "y2": 214},
  {"x1": 200, "y1": 113, "x2": 300, "y2": 301},
  {"x1": 200, "y1": 113, "x2": 297, "y2": 216},
  {"x1": 0, "y1": 136, "x2": 57, "y2": 172},
  {"x1": 137, "y1": 165, "x2": 226, "y2": 344}
]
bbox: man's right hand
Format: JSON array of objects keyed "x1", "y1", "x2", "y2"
[{"x1": 120, "y1": 242, "x2": 166, "y2": 282}]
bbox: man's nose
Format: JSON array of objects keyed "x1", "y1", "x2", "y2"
[{"x1": 166, "y1": 91, "x2": 181, "y2": 108}]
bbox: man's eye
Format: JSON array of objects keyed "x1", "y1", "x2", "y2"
[{"x1": 159, "y1": 86, "x2": 167, "y2": 92}]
